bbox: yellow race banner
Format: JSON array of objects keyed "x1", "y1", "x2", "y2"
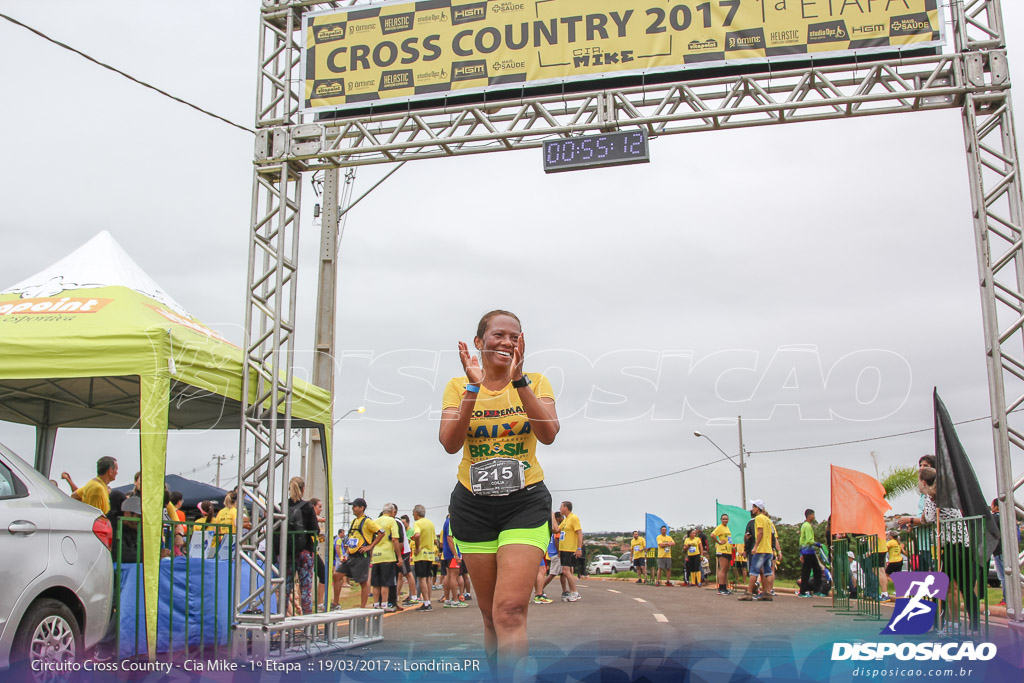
[{"x1": 302, "y1": 0, "x2": 944, "y2": 111}]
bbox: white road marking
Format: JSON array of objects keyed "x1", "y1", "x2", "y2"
[
  {"x1": 653, "y1": 614, "x2": 669, "y2": 623},
  {"x1": 607, "y1": 589, "x2": 621, "y2": 594},
  {"x1": 633, "y1": 598, "x2": 647, "y2": 603}
]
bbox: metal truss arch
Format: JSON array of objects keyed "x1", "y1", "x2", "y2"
[{"x1": 237, "y1": 0, "x2": 1024, "y2": 653}]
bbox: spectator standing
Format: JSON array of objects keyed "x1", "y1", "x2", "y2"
[
  {"x1": 558, "y1": 501, "x2": 582, "y2": 601},
  {"x1": 798, "y1": 509, "x2": 823, "y2": 598},
  {"x1": 372, "y1": 503, "x2": 404, "y2": 612},
  {"x1": 655, "y1": 525, "x2": 675, "y2": 586},
  {"x1": 62, "y1": 456, "x2": 118, "y2": 514},
  {"x1": 410, "y1": 506, "x2": 437, "y2": 611},
  {"x1": 711, "y1": 514, "x2": 733, "y2": 595},
  {"x1": 441, "y1": 514, "x2": 467, "y2": 608},
  {"x1": 334, "y1": 498, "x2": 382, "y2": 609},
  {"x1": 630, "y1": 530, "x2": 647, "y2": 584},
  {"x1": 397, "y1": 514, "x2": 419, "y2": 606},
  {"x1": 739, "y1": 500, "x2": 775, "y2": 601},
  {"x1": 682, "y1": 529, "x2": 703, "y2": 587},
  {"x1": 284, "y1": 477, "x2": 319, "y2": 614}
]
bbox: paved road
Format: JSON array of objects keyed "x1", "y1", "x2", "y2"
[{"x1": 313, "y1": 579, "x2": 916, "y2": 680}]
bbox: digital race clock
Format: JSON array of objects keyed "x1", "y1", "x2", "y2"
[{"x1": 542, "y1": 130, "x2": 650, "y2": 173}]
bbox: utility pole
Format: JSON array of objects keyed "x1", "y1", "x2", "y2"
[
  {"x1": 211, "y1": 454, "x2": 228, "y2": 488},
  {"x1": 737, "y1": 416, "x2": 747, "y2": 506},
  {"x1": 306, "y1": 168, "x2": 357, "y2": 525}
]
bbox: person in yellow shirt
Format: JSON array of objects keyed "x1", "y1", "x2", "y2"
[
  {"x1": 682, "y1": 529, "x2": 704, "y2": 587},
  {"x1": 711, "y1": 514, "x2": 734, "y2": 595},
  {"x1": 629, "y1": 531, "x2": 647, "y2": 584},
  {"x1": 557, "y1": 501, "x2": 583, "y2": 601},
  {"x1": 740, "y1": 499, "x2": 776, "y2": 601},
  {"x1": 372, "y1": 504, "x2": 404, "y2": 612},
  {"x1": 213, "y1": 491, "x2": 249, "y2": 545},
  {"x1": 438, "y1": 310, "x2": 561, "y2": 675},
  {"x1": 734, "y1": 544, "x2": 747, "y2": 581},
  {"x1": 334, "y1": 498, "x2": 383, "y2": 609},
  {"x1": 655, "y1": 525, "x2": 675, "y2": 586},
  {"x1": 883, "y1": 530, "x2": 905, "y2": 599},
  {"x1": 410, "y1": 505, "x2": 437, "y2": 611},
  {"x1": 62, "y1": 456, "x2": 118, "y2": 515}
]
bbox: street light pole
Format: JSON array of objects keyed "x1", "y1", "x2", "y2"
[{"x1": 694, "y1": 417, "x2": 748, "y2": 508}]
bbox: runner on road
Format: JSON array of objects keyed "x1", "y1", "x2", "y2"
[{"x1": 439, "y1": 310, "x2": 560, "y2": 675}]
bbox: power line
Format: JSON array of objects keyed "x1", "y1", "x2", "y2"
[
  {"x1": 420, "y1": 455, "x2": 735, "y2": 509},
  {"x1": 0, "y1": 12, "x2": 254, "y2": 135},
  {"x1": 747, "y1": 413, "x2": 996, "y2": 455}
]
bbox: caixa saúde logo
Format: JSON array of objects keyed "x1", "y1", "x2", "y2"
[{"x1": 831, "y1": 572, "x2": 997, "y2": 662}]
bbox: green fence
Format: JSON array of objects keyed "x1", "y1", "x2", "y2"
[
  {"x1": 829, "y1": 537, "x2": 852, "y2": 613},
  {"x1": 852, "y1": 534, "x2": 883, "y2": 620},
  {"x1": 936, "y1": 514, "x2": 989, "y2": 638},
  {"x1": 113, "y1": 517, "x2": 235, "y2": 661}
]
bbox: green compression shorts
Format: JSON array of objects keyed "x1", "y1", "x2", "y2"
[{"x1": 454, "y1": 522, "x2": 549, "y2": 555}]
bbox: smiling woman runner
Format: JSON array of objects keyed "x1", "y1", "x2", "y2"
[{"x1": 439, "y1": 310, "x2": 560, "y2": 674}]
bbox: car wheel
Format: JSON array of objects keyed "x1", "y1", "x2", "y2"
[
  {"x1": 611, "y1": 567, "x2": 617, "y2": 574},
  {"x1": 11, "y1": 598, "x2": 81, "y2": 682}
]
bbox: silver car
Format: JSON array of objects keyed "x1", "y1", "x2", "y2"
[{"x1": 0, "y1": 443, "x2": 113, "y2": 675}]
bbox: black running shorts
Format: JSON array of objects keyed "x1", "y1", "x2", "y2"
[{"x1": 448, "y1": 480, "x2": 551, "y2": 543}]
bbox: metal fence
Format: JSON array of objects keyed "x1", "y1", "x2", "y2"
[
  {"x1": 114, "y1": 517, "x2": 235, "y2": 661},
  {"x1": 936, "y1": 514, "x2": 989, "y2": 638},
  {"x1": 827, "y1": 519, "x2": 991, "y2": 638},
  {"x1": 829, "y1": 537, "x2": 852, "y2": 613},
  {"x1": 851, "y1": 535, "x2": 883, "y2": 621}
]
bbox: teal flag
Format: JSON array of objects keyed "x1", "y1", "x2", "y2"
[{"x1": 715, "y1": 500, "x2": 749, "y2": 544}]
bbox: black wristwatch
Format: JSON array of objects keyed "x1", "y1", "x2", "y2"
[{"x1": 511, "y1": 375, "x2": 531, "y2": 388}]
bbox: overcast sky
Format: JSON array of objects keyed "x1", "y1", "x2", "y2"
[{"x1": 2, "y1": 1, "x2": 1022, "y2": 532}]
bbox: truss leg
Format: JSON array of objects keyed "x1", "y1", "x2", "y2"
[{"x1": 234, "y1": 161, "x2": 303, "y2": 659}]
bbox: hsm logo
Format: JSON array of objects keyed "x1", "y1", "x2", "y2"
[{"x1": 882, "y1": 572, "x2": 949, "y2": 635}]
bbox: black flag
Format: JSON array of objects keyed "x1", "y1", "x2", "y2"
[{"x1": 933, "y1": 389, "x2": 1000, "y2": 557}]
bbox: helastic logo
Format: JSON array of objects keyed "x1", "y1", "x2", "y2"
[{"x1": 882, "y1": 571, "x2": 949, "y2": 635}]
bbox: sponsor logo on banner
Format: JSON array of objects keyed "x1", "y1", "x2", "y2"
[
  {"x1": 725, "y1": 29, "x2": 765, "y2": 51},
  {"x1": 492, "y1": 2, "x2": 524, "y2": 13},
  {"x1": 769, "y1": 30, "x2": 800, "y2": 45},
  {"x1": 492, "y1": 58, "x2": 526, "y2": 72},
  {"x1": 379, "y1": 69, "x2": 413, "y2": 90},
  {"x1": 0, "y1": 297, "x2": 111, "y2": 316},
  {"x1": 452, "y1": 2, "x2": 487, "y2": 25},
  {"x1": 348, "y1": 78, "x2": 377, "y2": 92},
  {"x1": 311, "y1": 79, "x2": 346, "y2": 97},
  {"x1": 452, "y1": 59, "x2": 488, "y2": 81},
  {"x1": 891, "y1": 13, "x2": 933, "y2": 36},
  {"x1": 808, "y1": 21, "x2": 849, "y2": 44},
  {"x1": 851, "y1": 23, "x2": 886, "y2": 36},
  {"x1": 147, "y1": 305, "x2": 230, "y2": 342},
  {"x1": 416, "y1": 67, "x2": 448, "y2": 81},
  {"x1": 687, "y1": 38, "x2": 719, "y2": 51},
  {"x1": 313, "y1": 22, "x2": 347, "y2": 43},
  {"x1": 348, "y1": 21, "x2": 377, "y2": 36},
  {"x1": 416, "y1": 11, "x2": 448, "y2": 26},
  {"x1": 380, "y1": 13, "x2": 415, "y2": 35}
]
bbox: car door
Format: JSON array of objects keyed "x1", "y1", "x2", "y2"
[{"x1": 0, "y1": 457, "x2": 50, "y2": 639}]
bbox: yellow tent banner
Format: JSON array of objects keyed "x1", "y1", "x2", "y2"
[{"x1": 303, "y1": 0, "x2": 944, "y2": 111}]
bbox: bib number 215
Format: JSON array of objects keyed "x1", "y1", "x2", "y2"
[{"x1": 470, "y1": 458, "x2": 525, "y2": 496}]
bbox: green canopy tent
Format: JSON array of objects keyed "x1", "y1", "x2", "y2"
[{"x1": 0, "y1": 231, "x2": 333, "y2": 659}]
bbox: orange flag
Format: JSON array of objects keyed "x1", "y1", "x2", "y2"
[{"x1": 830, "y1": 465, "x2": 891, "y2": 539}]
